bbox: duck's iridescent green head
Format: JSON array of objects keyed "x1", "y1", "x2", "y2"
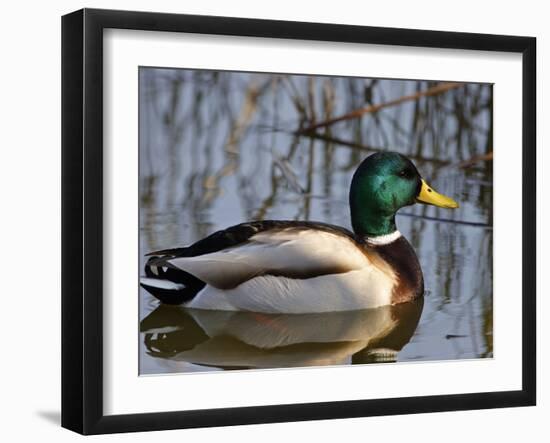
[{"x1": 350, "y1": 152, "x2": 458, "y2": 237}]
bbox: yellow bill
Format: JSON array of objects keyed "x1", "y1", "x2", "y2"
[{"x1": 416, "y1": 179, "x2": 459, "y2": 209}]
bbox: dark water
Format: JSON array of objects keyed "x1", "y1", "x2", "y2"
[{"x1": 139, "y1": 68, "x2": 493, "y2": 374}]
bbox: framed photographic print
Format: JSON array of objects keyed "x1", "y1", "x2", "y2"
[{"x1": 61, "y1": 8, "x2": 536, "y2": 435}]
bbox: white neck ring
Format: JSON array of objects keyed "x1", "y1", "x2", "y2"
[{"x1": 365, "y1": 230, "x2": 402, "y2": 246}]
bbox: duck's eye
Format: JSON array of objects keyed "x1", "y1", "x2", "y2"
[{"x1": 399, "y1": 169, "x2": 411, "y2": 178}]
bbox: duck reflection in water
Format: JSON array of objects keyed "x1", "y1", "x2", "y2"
[{"x1": 140, "y1": 297, "x2": 423, "y2": 370}]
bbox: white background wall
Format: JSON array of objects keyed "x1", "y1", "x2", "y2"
[{"x1": 0, "y1": 1, "x2": 545, "y2": 441}]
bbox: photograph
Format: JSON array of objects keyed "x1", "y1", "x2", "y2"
[
  {"x1": 138, "y1": 68, "x2": 493, "y2": 375},
  {"x1": 56, "y1": 4, "x2": 538, "y2": 436}
]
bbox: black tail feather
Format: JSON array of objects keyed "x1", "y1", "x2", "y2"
[{"x1": 142, "y1": 256, "x2": 206, "y2": 305}]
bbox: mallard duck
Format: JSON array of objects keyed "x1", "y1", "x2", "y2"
[{"x1": 140, "y1": 152, "x2": 458, "y2": 313}]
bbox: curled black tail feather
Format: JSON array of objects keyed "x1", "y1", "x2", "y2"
[{"x1": 141, "y1": 256, "x2": 206, "y2": 305}]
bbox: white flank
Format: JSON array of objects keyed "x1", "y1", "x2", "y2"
[
  {"x1": 169, "y1": 228, "x2": 370, "y2": 290},
  {"x1": 162, "y1": 227, "x2": 399, "y2": 313},
  {"x1": 140, "y1": 277, "x2": 185, "y2": 291},
  {"x1": 187, "y1": 268, "x2": 395, "y2": 314},
  {"x1": 365, "y1": 230, "x2": 402, "y2": 246}
]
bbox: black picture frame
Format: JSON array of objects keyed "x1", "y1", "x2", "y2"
[{"x1": 62, "y1": 8, "x2": 536, "y2": 435}]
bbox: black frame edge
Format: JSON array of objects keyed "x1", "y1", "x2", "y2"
[
  {"x1": 61, "y1": 8, "x2": 537, "y2": 435},
  {"x1": 521, "y1": 37, "x2": 537, "y2": 406},
  {"x1": 88, "y1": 390, "x2": 534, "y2": 435},
  {"x1": 61, "y1": 9, "x2": 85, "y2": 434},
  {"x1": 83, "y1": 7, "x2": 534, "y2": 52},
  {"x1": 82, "y1": 6, "x2": 105, "y2": 434}
]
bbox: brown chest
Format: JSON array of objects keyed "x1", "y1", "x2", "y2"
[{"x1": 366, "y1": 237, "x2": 424, "y2": 304}]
